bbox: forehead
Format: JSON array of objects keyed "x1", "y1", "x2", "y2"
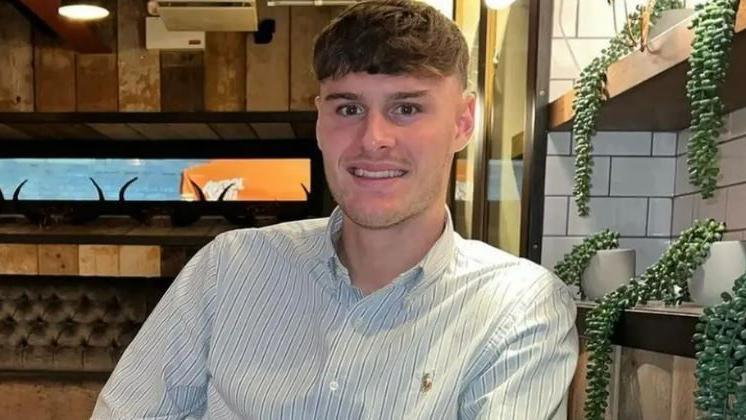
[{"x1": 319, "y1": 72, "x2": 460, "y2": 97}]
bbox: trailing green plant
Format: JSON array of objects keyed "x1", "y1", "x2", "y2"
[
  {"x1": 686, "y1": 0, "x2": 740, "y2": 199},
  {"x1": 583, "y1": 219, "x2": 725, "y2": 420},
  {"x1": 553, "y1": 229, "x2": 620, "y2": 299},
  {"x1": 693, "y1": 272, "x2": 746, "y2": 419},
  {"x1": 572, "y1": 0, "x2": 683, "y2": 216}
]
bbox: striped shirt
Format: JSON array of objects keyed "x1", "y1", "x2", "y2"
[{"x1": 92, "y1": 206, "x2": 578, "y2": 419}]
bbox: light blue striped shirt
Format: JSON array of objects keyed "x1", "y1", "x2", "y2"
[{"x1": 92, "y1": 207, "x2": 578, "y2": 419}]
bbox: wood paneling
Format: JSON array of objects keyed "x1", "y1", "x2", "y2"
[
  {"x1": 290, "y1": 7, "x2": 341, "y2": 111},
  {"x1": 208, "y1": 123, "x2": 257, "y2": 140},
  {"x1": 247, "y1": 2, "x2": 290, "y2": 111},
  {"x1": 128, "y1": 123, "x2": 219, "y2": 140},
  {"x1": 0, "y1": 2, "x2": 34, "y2": 111},
  {"x1": 87, "y1": 123, "x2": 146, "y2": 140},
  {"x1": 0, "y1": 379, "x2": 104, "y2": 420},
  {"x1": 0, "y1": 124, "x2": 30, "y2": 139},
  {"x1": 118, "y1": 0, "x2": 160, "y2": 111},
  {"x1": 670, "y1": 356, "x2": 697, "y2": 420},
  {"x1": 251, "y1": 122, "x2": 296, "y2": 139},
  {"x1": 160, "y1": 51, "x2": 204, "y2": 112},
  {"x1": 76, "y1": 0, "x2": 118, "y2": 112},
  {"x1": 34, "y1": 31, "x2": 76, "y2": 112},
  {"x1": 38, "y1": 244, "x2": 79, "y2": 275},
  {"x1": 569, "y1": 346, "x2": 697, "y2": 420},
  {"x1": 0, "y1": 244, "x2": 38, "y2": 274},
  {"x1": 119, "y1": 245, "x2": 161, "y2": 277},
  {"x1": 205, "y1": 32, "x2": 247, "y2": 111},
  {"x1": 78, "y1": 244, "x2": 120, "y2": 276}
]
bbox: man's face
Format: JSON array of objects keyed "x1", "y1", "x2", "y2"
[{"x1": 315, "y1": 72, "x2": 475, "y2": 229}]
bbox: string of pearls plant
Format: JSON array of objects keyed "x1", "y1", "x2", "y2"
[
  {"x1": 694, "y1": 272, "x2": 746, "y2": 418},
  {"x1": 686, "y1": 0, "x2": 740, "y2": 198},
  {"x1": 553, "y1": 229, "x2": 620, "y2": 299},
  {"x1": 572, "y1": 0, "x2": 683, "y2": 216},
  {"x1": 583, "y1": 219, "x2": 725, "y2": 419}
]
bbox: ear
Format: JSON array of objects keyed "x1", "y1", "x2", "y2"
[{"x1": 452, "y1": 92, "x2": 476, "y2": 153}]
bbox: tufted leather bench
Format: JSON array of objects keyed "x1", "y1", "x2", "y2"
[{"x1": 0, "y1": 275, "x2": 170, "y2": 374}]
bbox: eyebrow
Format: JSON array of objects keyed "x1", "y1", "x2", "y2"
[{"x1": 322, "y1": 90, "x2": 430, "y2": 101}]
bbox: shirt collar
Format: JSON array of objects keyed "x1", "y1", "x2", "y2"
[{"x1": 316, "y1": 205, "x2": 456, "y2": 291}]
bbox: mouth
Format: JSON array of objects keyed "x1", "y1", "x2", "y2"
[{"x1": 348, "y1": 167, "x2": 408, "y2": 179}]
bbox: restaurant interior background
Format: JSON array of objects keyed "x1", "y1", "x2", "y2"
[{"x1": 1, "y1": 0, "x2": 746, "y2": 418}]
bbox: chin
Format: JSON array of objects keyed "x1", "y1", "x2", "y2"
[{"x1": 339, "y1": 201, "x2": 412, "y2": 230}]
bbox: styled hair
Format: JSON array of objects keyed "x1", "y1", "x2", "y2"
[{"x1": 313, "y1": 0, "x2": 469, "y2": 88}]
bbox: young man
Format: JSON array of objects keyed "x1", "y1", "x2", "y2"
[{"x1": 92, "y1": 1, "x2": 578, "y2": 418}]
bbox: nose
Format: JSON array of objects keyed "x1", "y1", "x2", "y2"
[{"x1": 360, "y1": 111, "x2": 396, "y2": 153}]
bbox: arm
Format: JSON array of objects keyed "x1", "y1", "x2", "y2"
[
  {"x1": 459, "y1": 278, "x2": 578, "y2": 420},
  {"x1": 91, "y1": 238, "x2": 221, "y2": 420}
]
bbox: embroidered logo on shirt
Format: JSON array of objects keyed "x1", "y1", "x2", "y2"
[{"x1": 420, "y1": 373, "x2": 433, "y2": 393}]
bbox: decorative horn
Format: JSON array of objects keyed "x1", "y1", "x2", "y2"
[{"x1": 118, "y1": 177, "x2": 138, "y2": 201}]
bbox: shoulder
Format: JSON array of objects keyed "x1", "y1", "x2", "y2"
[
  {"x1": 454, "y1": 236, "x2": 572, "y2": 312},
  {"x1": 209, "y1": 216, "x2": 330, "y2": 263}
]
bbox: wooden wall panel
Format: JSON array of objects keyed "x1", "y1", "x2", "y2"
[
  {"x1": 209, "y1": 123, "x2": 257, "y2": 140},
  {"x1": 247, "y1": 2, "x2": 290, "y2": 111},
  {"x1": 0, "y1": 244, "x2": 38, "y2": 274},
  {"x1": 0, "y1": 2, "x2": 34, "y2": 111},
  {"x1": 568, "y1": 339, "x2": 620, "y2": 420},
  {"x1": 38, "y1": 244, "x2": 79, "y2": 275},
  {"x1": 76, "y1": 0, "x2": 118, "y2": 111},
  {"x1": 618, "y1": 348, "x2": 673, "y2": 420},
  {"x1": 0, "y1": 379, "x2": 103, "y2": 420},
  {"x1": 34, "y1": 32, "x2": 76, "y2": 112},
  {"x1": 205, "y1": 33, "x2": 246, "y2": 111},
  {"x1": 118, "y1": 0, "x2": 160, "y2": 111},
  {"x1": 670, "y1": 356, "x2": 697, "y2": 420},
  {"x1": 78, "y1": 244, "x2": 120, "y2": 276},
  {"x1": 290, "y1": 7, "x2": 339, "y2": 111},
  {"x1": 160, "y1": 51, "x2": 204, "y2": 112},
  {"x1": 119, "y1": 245, "x2": 161, "y2": 277}
]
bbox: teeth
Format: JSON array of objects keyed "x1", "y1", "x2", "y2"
[{"x1": 352, "y1": 168, "x2": 405, "y2": 179}]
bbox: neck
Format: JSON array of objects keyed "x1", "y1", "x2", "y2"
[{"x1": 337, "y1": 204, "x2": 447, "y2": 295}]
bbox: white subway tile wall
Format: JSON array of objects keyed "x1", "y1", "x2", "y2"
[
  {"x1": 647, "y1": 198, "x2": 672, "y2": 237},
  {"x1": 567, "y1": 197, "x2": 648, "y2": 236},
  {"x1": 672, "y1": 194, "x2": 695, "y2": 236},
  {"x1": 652, "y1": 132, "x2": 677, "y2": 156},
  {"x1": 574, "y1": 132, "x2": 652, "y2": 156},
  {"x1": 543, "y1": 196, "x2": 569, "y2": 236},
  {"x1": 609, "y1": 157, "x2": 675, "y2": 197},
  {"x1": 544, "y1": 156, "x2": 611, "y2": 196},
  {"x1": 547, "y1": 132, "x2": 572, "y2": 156},
  {"x1": 541, "y1": 106, "x2": 746, "y2": 277}
]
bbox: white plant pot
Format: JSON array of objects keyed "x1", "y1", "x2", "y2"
[
  {"x1": 648, "y1": 9, "x2": 695, "y2": 40},
  {"x1": 688, "y1": 241, "x2": 746, "y2": 307},
  {"x1": 581, "y1": 249, "x2": 636, "y2": 301}
]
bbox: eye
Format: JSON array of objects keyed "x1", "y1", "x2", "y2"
[
  {"x1": 336, "y1": 104, "x2": 364, "y2": 117},
  {"x1": 392, "y1": 103, "x2": 421, "y2": 116}
]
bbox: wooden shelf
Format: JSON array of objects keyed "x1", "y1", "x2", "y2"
[
  {"x1": 549, "y1": 2, "x2": 746, "y2": 132},
  {"x1": 0, "y1": 111, "x2": 317, "y2": 141},
  {"x1": 0, "y1": 216, "x2": 239, "y2": 246},
  {"x1": 576, "y1": 301, "x2": 702, "y2": 357}
]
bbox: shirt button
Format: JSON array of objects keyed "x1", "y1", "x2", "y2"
[{"x1": 329, "y1": 380, "x2": 339, "y2": 391}]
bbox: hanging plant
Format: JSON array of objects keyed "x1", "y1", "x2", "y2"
[
  {"x1": 553, "y1": 229, "x2": 620, "y2": 299},
  {"x1": 573, "y1": 0, "x2": 683, "y2": 216},
  {"x1": 583, "y1": 219, "x2": 725, "y2": 420},
  {"x1": 686, "y1": 0, "x2": 740, "y2": 198},
  {"x1": 693, "y1": 272, "x2": 746, "y2": 418}
]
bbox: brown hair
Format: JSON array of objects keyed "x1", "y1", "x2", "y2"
[{"x1": 313, "y1": 0, "x2": 469, "y2": 88}]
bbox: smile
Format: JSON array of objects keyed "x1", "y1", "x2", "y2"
[{"x1": 350, "y1": 168, "x2": 407, "y2": 179}]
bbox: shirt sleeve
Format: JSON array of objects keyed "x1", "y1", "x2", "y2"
[
  {"x1": 458, "y1": 278, "x2": 579, "y2": 420},
  {"x1": 91, "y1": 237, "x2": 221, "y2": 420}
]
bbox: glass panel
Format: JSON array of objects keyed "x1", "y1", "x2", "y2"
[
  {"x1": 452, "y1": 0, "x2": 482, "y2": 238},
  {"x1": 0, "y1": 158, "x2": 311, "y2": 201},
  {"x1": 485, "y1": 0, "x2": 530, "y2": 254}
]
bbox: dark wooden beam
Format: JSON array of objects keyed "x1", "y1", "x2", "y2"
[{"x1": 11, "y1": 0, "x2": 111, "y2": 54}]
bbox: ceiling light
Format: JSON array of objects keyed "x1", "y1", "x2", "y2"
[{"x1": 58, "y1": 0, "x2": 110, "y2": 21}]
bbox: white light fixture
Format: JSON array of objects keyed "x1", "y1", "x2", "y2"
[
  {"x1": 58, "y1": 1, "x2": 110, "y2": 21},
  {"x1": 485, "y1": 0, "x2": 517, "y2": 10}
]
